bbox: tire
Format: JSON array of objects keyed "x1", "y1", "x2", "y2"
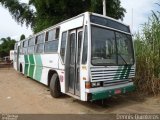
[
  {"x1": 20, "y1": 64, "x2": 22, "y2": 73},
  {"x1": 49, "y1": 73, "x2": 62, "y2": 98}
]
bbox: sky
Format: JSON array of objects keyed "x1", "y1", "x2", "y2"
[
  {"x1": 121, "y1": 0, "x2": 159, "y2": 33},
  {"x1": 0, "y1": 0, "x2": 159, "y2": 41}
]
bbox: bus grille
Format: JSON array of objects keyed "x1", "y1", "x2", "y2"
[{"x1": 90, "y1": 66, "x2": 135, "y2": 85}]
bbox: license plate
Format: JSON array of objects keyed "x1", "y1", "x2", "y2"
[{"x1": 115, "y1": 89, "x2": 121, "y2": 94}]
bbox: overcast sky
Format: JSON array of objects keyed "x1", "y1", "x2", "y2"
[{"x1": 0, "y1": 0, "x2": 159, "y2": 41}]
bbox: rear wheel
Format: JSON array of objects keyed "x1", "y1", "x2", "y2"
[
  {"x1": 49, "y1": 73, "x2": 62, "y2": 98},
  {"x1": 20, "y1": 64, "x2": 22, "y2": 73}
]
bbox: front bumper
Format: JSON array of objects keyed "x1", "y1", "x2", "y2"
[{"x1": 87, "y1": 85, "x2": 135, "y2": 101}]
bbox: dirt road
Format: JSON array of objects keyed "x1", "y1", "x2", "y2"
[{"x1": 0, "y1": 68, "x2": 160, "y2": 114}]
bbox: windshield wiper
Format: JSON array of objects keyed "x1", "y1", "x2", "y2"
[{"x1": 117, "y1": 53, "x2": 128, "y2": 65}]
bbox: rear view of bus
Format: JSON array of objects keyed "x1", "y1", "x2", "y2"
[{"x1": 83, "y1": 13, "x2": 135, "y2": 101}]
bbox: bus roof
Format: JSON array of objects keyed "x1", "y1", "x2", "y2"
[{"x1": 18, "y1": 11, "x2": 130, "y2": 43}]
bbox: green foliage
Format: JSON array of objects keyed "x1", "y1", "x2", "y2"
[
  {"x1": 134, "y1": 11, "x2": 160, "y2": 95},
  {"x1": 0, "y1": 37, "x2": 16, "y2": 58},
  {"x1": 0, "y1": 0, "x2": 35, "y2": 27},
  {"x1": 20, "y1": 34, "x2": 25, "y2": 41},
  {"x1": 91, "y1": 0, "x2": 126, "y2": 20},
  {"x1": 0, "y1": 0, "x2": 126, "y2": 33}
]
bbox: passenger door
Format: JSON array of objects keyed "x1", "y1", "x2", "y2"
[{"x1": 68, "y1": 28, "x2": 83, "y2": 96}]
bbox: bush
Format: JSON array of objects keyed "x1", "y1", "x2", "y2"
[{"x1": 0, "y1": 37, "x2": 16, "y2": 58}]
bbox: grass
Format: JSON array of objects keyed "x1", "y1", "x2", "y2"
[{"x1": 134, "y1": 11, "x2": 160, "y2": 95}]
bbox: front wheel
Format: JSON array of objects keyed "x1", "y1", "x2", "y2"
[{"x1": 49, "y1": 73, "x2": 62, "y2": 98}]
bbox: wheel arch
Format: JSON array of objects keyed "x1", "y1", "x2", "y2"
[{"x1": 48, "y1": 69, "x2": 59, "y2": 87}]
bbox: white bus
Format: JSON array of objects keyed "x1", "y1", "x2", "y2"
[
  {"x1": 10, "y1": 50, "x2": 14, "y2": 61},
  {"x1": 13, "y1": 12, "x2": 135, "y2": 101}
]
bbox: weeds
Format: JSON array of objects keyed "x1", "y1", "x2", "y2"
[{"x1": 134, "y1": 11, "x2": 160, "y2": 95}]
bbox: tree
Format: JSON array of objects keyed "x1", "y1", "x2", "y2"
[
  {"x1": 91, "y1": 0, "x2": 126, "y2": 20},
  {"x1": 0, "y1": 0, "x2": 35, "y2": 27},
  {"x1": 20, "y1": 34, "x2": 25, "y2": 41},
  {"x1": 0, "y1": 37, "x2": 16, "y2": 58},
  {"x1": 0, "y1": 0, "x2": 126, "y2": 33}
]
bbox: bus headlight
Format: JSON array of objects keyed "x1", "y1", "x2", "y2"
[
  {"x1": 91, "y1": 82, "x2": 101, "y2": 87},
  {"x1": 85, "y1": 82, "x2": 102, "y2": 88},
  {"x1": 96, "y1": 82, "x2": 101, "y2": 86},
  {"x1": 92, "y1": 82, "x2": 97, "y2": 87}
]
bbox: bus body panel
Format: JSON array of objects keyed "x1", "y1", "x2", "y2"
[
  {"x1": 60, "y1": 15, "x2": 84, "y2": 32},
  {"x1": 10, "y1": 50, "x2": 14, "y2": 61}
]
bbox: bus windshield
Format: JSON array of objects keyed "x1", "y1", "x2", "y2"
[{"x1": 91, "y1": 25, "x2": 134, "y2": 66}]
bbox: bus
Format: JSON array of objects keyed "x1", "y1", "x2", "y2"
[
  {"x1": 13, "y1": 12, "x2": 135, "y2": 101},
  {"x1": 10, "y1": 50, "x2": 14, "y2": 61}
]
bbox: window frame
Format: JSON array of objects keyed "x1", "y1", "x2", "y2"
[
  {"x1": 82, "y1": 25, "x2": 88, "y2": 64},
  {"x1": 23, "y1": 40, "x2": 28, "y2": 48},
  {"x1": 19, "y1": 42, "x2": 23, "y2": 54},
  {"x1": 35, "y1": 33, "x2": 45, "y2": 54},
  {"x1": 60, "y1": 31, "x2": 67, "y2": 63},
  {"x1": 35, "y1": 33, "x2": 45, "y2": 44},
  {"x1": 44, "y1": 40, "x2": 59, "y2": 53},
  {"x1": 20, "y1": 40, "x2": 28, "y2": 55},
  {"x1": 27, "y1": 46, "x2": 35, "y2": 55},
  {"x1": 90, "y1": 15, "x2": 130, "y2": 33},
  {"x1": 28, "y1": 37, "x2": 35, "y2": 46},
  {"x1": 35, "y1": 43, "x2": 44, "y2": 54},
  {"x1": 115, "y1": 32, "x2": 135, "y2": 65},
  {"x1": 14, "y1": 43, "x2": 18, "y2": 50},
  {"x1": 28, "y1": 37, "x2": 35, "y2": 54},
  {"x1": 44, "y1": 27, "x2": 60, "y2": 53},
  {"x1": 91, "y1": 25, "x2": 135, "y2": 66},
  {"x1": 45, "y1": 27, "x2": 60, "y2": 42}
]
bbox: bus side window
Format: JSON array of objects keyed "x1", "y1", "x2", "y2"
[
  {"x1": 36, "y1": 33, "x2": 45, "y2": 44},
  {"x1": 14, "y1": 44, "x2": 17, "y2": 50},
  {"x1": 23, "y1": 40, "x2": 28, "y2": 47},
  {"x1": 56, "y1": 28, "x2": 60, "y2": 39},
  {"x1": 28, "y1": 46, "x2": 34, "y2": 54},
  {"x1": 35, "y1": 44, "x2": 44, "y2": 53},
  {"x1": 44, "y1": 29, "x2": 59, "y2": 53},
  {"x1": 46, "y1": 27, "x2": 60, "y2": 42},
  {"x1": 23, "y1": 48, "x2": 28, "y2": 55},
  {"x1": 44, "y1": 41, "x2": 58, "y2": 53},
  {"x1": 35, "y1": 33, "x2": 45, "y2": 53},
  {"x1": 28, "y1": 38, "x2": 35, "y2": 46},
  {"x1": 19, "y1": 42, "x2": 22, "y2": 54},
  {"x1": 60, "y1": 31, "x2": 67, "y2": 63},
  {"x1": 28, "y1": 38, "x2": 35, "y2": 54},
  {"x1": 23, "y1": 40, "x2": 28, "y2": 54}
]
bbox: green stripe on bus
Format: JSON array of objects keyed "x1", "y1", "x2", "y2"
[
  {"x1": 113, "y1": 66, "x2": 122, "y2": 80},
  {"x1": 24, "y1": 55, "x2": 29, "y2": 75},
  {"x1": 24, "y1": 55, "x2": 29, "y2": 63},
  {"x1": 34, "y1": 55, "x2": 43, "y2": 81},
  {"x1": 35, "y1": 55, "x2": 42, "y2": 66},
  {"x1": 29, "y1": 65, "x2": 34, "y2": 77},
  {"x1": 24, "y1": 64, "x2": 29, "y2": 75},
  {"x1": 28, "y1": 54, "x2": 35, "y2": 78},
  {"x1": 124, "y1": 65, "x2": 131, "y2": 79},
  {"x1": 34, "y1": 66, "x2": 42, "y2": 81},
  {"x1": 29, "y1": 54, "x2": 34, "y2": 64},
  {"x1": 120, "y1": 65, "x2": 128, "y2": 79}
]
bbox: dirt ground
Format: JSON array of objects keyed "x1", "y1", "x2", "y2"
[{"x1": 0, "y1": 68, "x2": 160, "y2": 114}]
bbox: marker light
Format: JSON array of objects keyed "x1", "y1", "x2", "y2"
[{"x1": 85, "y1": 82, "x2": 91, "y2": 88}]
